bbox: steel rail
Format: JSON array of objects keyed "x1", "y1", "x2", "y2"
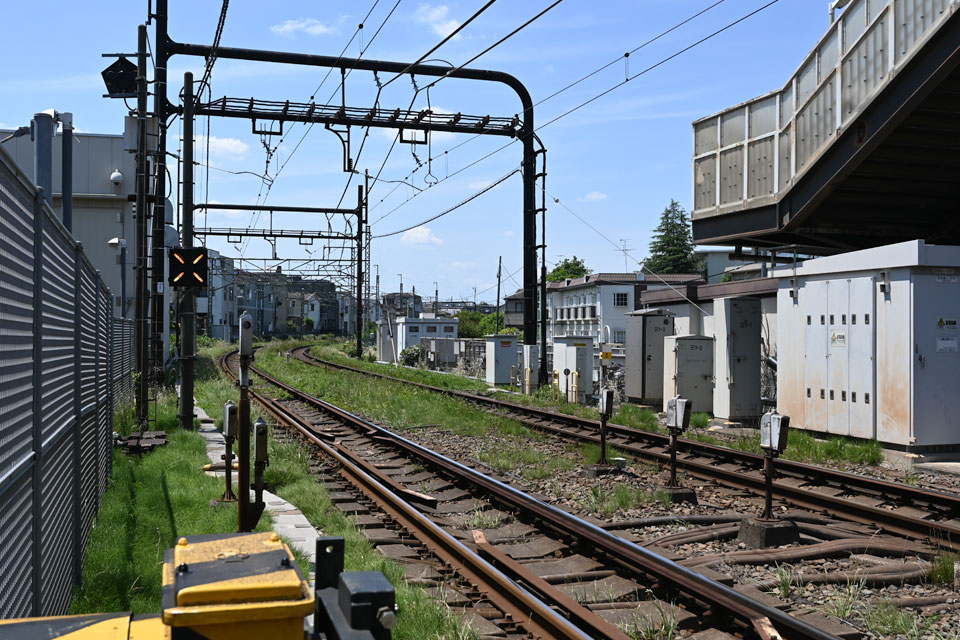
[
  {"x1": 236, "y1": 351, "x2": 841, "y2": 640},
  {"x1": 220, "y1": 353, "x2": 596, "y2": 640},
  {"x1": 294, "y1": 347, "x2": 960, "y2": 550}
]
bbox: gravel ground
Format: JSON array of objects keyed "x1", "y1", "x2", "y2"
[{"x1": 274, "y1": 370, "x2": 960, "y2": 640}]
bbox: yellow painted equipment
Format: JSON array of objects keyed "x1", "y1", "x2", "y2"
[{"x1": 0, "y1": 531, "x2": 397, "y2": 640}]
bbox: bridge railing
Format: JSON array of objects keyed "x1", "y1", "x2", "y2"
[{"x1": 692, "y1": 0, "x2": 956, "y2": 219}]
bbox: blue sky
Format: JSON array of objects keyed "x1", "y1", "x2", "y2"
[{"x1": 1, "y1": 0, "x2": 833, "y2": 302}]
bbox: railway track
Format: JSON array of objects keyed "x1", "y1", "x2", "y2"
[
  {"x1": 222, "y1": 350, "x2": 846, "y2": 640},
  {"x1": 291, "y1": 346, "x2": 960, "y2": 551}
]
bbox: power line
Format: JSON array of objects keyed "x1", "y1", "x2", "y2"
[
  {"x1": 369, "y1": 0, "x2": 777, "y2": 228},
  {"x1": 195, "y1": 1, "x2": 229, "y2": 105},
  {"x1": 380, "y1": 1, "x2": 499, "y2": 88},
  {"x1": 428, "y1": 0, "x2": 729, "y2": 160},
  {"x1": 548, "y1": 190, "x2": 710, "y2": 315},
  {"x1": 421, "y1": 0, "x2": 564, "y2": 93},
  {"x1": 372, "y1": 168, "x2": 519, "y2": 238},
  {"x1": 363, "y1": 0, "x2": 565, "y2": 211},
  {"x1": 240, "y1": 0, "x2": 396, "y2": 256}
]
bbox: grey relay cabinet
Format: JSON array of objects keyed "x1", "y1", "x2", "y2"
[
  {"x1": 777, "y1": 241, "x2": 960, "y2": 449},
  {"x1": 625, "y1": 309, "x2": 674, "y2": 405}
]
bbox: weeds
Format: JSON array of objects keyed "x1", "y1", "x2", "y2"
[
  {"x1": 825, "y1": 578, "x2": 865, "y2": 619},
  {"x1": 462, "y1": 507, "x2": 504, "y2": 531},
  {"x1": 689, "y1": 412, "x2": 710, "y2": 429},
  {"x1": 862, "y1": 600, "x2": 937, "y2": 638},
  {"x1": 771, "y1": 563, "x2": 802, "y2": 599},
  {"x1": 930, "y1": 551, "x2": 958, "y2": 584},
  {"x1": 620, "y1": 593, "x2": 679, "y2": 640}
]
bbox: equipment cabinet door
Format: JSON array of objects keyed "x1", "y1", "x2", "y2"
[
  {"x1": 847, "y1": 277, "x2": 876, "y2": 439},
  {"x1": 804, "y1": 280, "x2": 829, "y2": 433},
  {"x1": 827, "y1": 279, "x2": 850, "y2": 435}
]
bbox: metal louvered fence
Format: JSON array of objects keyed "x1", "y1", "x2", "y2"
[{"x1": 0, "y1": 147, "x2": 135, "y2": 617}]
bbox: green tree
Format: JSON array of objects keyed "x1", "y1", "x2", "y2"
[
  {"x1": 644, "y1": 200, "x2": 700, "y2": 274},
  {"x1": 456, "y1": 310, "x2": 484, "y2": 338},
  {"x1": 304, "y1": 317, "x2": 315, "y2": 332},
  {"x1": 547, "y1": 256, "x2": 591, "y2": 282}
]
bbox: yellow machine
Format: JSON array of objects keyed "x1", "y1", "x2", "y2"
[{"x1": 0, "y1": 533, "x2": 396, "y2": 640}]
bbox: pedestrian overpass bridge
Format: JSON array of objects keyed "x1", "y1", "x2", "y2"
[{"x1": 691, "y1": 0, "x2": 960, "y2": 252}]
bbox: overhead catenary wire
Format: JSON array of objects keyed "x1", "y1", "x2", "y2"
[
  {"x1": 372, "y1": 168, "x2": 519, "y2": 238},
  {"x1": 368, "y1": 0, "x2": 778, "y2": 228},
  {"x1": 195, "y1": 0, "x2": 229, "y2": 106},
  {"x1": 363, "y1": 0, "x2": 565, "y2": 211},
  {"x1": 240, "y1": 0, "x2": 396, "y2": 256},
  {"x1": 548, "y1": 191, "x2": 710, "y2": 316},
  {"x1": 380, "y1": 0, "x2": 499, "y2": 89}
]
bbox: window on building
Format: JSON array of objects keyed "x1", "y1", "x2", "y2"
[
  {"x1": 290, "y1": 300, "x2": 296, "y2": 308},
  {"x1": 614, "y1": 330, "x2": 626, "y2": 343},
  {"x1": 574, "y1": 307, "x2": 579, "y2": 319},
  {"x1": 513, "y1": 301, "x2": 523, "y2": 312},
  {"x1": 443, "y1": 326, "x2": 454, "y2": 333},
  {"x1": 408, "y1": 326, "x2": 419, "y2": 333},
  {"x1": 590, "y1": 306, "x2": 596, "y2": 318},
  {"x1": 427, "y1": 326, "x2": 437, "y2": 333},
  {"x1": 614, "y1": 292, "x2": 628, "y2": 307}
]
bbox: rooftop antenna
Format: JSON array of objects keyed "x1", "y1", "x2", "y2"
[{"x1": 619, "y1": 238, "x2": 632, "y2": 272}]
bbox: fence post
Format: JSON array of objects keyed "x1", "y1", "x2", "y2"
[
  {"x1": 73, "y1": 244, "x2": 83, "y2": 586},
  {"x1": 30, "y1": 190, "x2": 44, "y2": 615}
]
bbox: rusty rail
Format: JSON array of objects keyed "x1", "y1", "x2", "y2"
[
  {"x1": 230, "y1": 350, "x2": 841, "y2": 640},
  {"x1": 295, "y1": 347, "x2": 960, "y2": 550},
  {"x1": 220, "y1": 352, "x2": 594, "y2": 640}
]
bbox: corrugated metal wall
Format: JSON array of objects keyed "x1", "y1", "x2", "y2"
[{"x1": 0, "y1": 148, "x2": 135, "y2": 617}]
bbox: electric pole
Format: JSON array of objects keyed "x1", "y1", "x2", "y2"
[
  {"x1": 495, "y1": 257, "x2": 502, "y2": 335},
  {"x1": 433, "y1": 281, "x2": 438, "y2": 315}
]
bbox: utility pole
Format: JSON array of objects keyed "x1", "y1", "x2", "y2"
[
  {"x1": 355, "y1": 184, "x2": 363, "y2": 359},
  {"x1": 178, "y1": 72, "x2": 196, "y2": 431},
  {"x1": 495, "y1": 257, "x2": 502, "y2": 335},
  {"x1": 433, "y1": 282, "x2": 438, "y2": 315},
  {"x1": 473, "y1": 286, "x2": 477, "y2": 310},
  {"x1": 152, "y1": 0, "x2": 170, "y2": 386},
  {"x1": 375, "y1": 265, "x2": 380, "y2": 322},
  {"x1": 134, "y1": 24, "x2": 150, "y2": 428}
]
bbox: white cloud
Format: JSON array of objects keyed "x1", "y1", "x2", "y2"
[
  {"x1": 197, "y1": 136, "x2": 249, "y2": 160},
  {"x1": 580, "y1": 191, "x2": 608, "y2": 202},
  {"x1": 500, "y1": 230, "x2": 515, "y2": 238},
  {"x1": 415, "y1": 4, "x2": 461, "y2": 38},
  {"x1": 400, "y1": 226, "x2": 443, "y2": 245},
  {"x1": 467, "y1": 180, "x2": 492, "y2": 191},
  {"x1": 270, "y1": 18, "x2": 338, "y2": 36}
]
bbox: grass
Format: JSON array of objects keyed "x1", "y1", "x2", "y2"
[
  {"x1": 861, "y1": 600, "x2": 938, "y2": 638},
  {"x1": 312, "y1": 336, "x2": 883, "y2": 469},
  {"x1": 70, "y1": 400, "x2": 274, "y2": 614},
  {"x1": 582, "y1": 483, "x2": 671, "y2": 515},
  {"x1": 930, "y1": 551, "x2": 958, "y2": 584},
  {"x1": 619, "y1": 594, "x2": 679, "y2": 640},
  {"x1": 824, "y1": 578, "x2": 865, "y2": 619},
  {"x1": 309, "y1": 339, "x2": 490, "y2": 393},
  {"x1": 474, "y1": 444, "x2": 576, "y2": 480},
  {"x1": 255, "y1": 343, "x2": 535, "y2": 440},
  {"x1": 771, "y1": 563, "x2": 802, "y2": 599},
  {"x1": 689, "y1": 412, "x2": 710, "y2": 429}
]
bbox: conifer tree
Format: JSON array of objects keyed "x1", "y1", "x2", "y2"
[{"x1": 644, "y1": 200, "x2": 700, "y2": 274}]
